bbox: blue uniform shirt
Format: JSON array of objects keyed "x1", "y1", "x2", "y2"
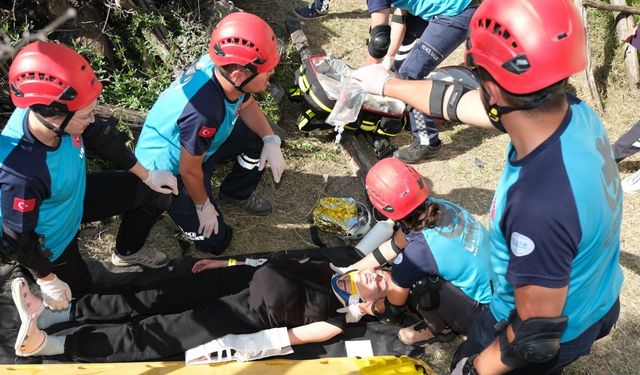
[
  {"x1": 135, "y1": 54, "x2": 245, "y2": 174},
  {"x1": 367, "y1": 0, "x2": 472, "y2": 21},
  {"x1": 488, "y1": 95, "x2": 624, "y2": 342},
  {"x1": 392, "y1": 197, "x2": 494, "y2": 304},
  {"x1": 0, "y1": 108, "x2": 86, "y2": 261}
]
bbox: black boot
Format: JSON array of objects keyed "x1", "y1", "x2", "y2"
[{"x1": 393, "y1": 140, "x2": 442, "y2": 163}]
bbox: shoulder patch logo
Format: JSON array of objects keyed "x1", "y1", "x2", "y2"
[
  {"x1": 393, "y1": 253, "x2": 403, "y2": 265},
  {"x1": 510, "y1": 232, "x2": 535, "y2": 257},
  {"x1": 13, "y1": 197, "x2": 36, "y2": 213},
  {"x1": 198, "y1": 125, "x2": 217, "y2": 138}
]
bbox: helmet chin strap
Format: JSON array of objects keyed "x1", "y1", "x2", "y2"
[
  {"x1": 219, "y1": 67, "x2": 259, "y2": 94},
  {"x1": 481, "y1": 89, "x2": 555, "y2": 127},
  {"x1": 33, "y1": 111, "x2": 75, "y2": 137}
]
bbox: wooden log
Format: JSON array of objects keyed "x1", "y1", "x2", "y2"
[
  {"x1": 286, "y1": 19, "x2": 312, "y2": 62},
  {"x1": 573, "y1": 0, "x2": 605, "y2": 112},
  {"x1": 583, "y1": 0, "x2": 640, "y2": 14},
  {"x1": 611, "y1": 0, "x2": 640, "y2": 89},
  {"x1": 341, "y1": 133, "x2": 376, "y2": 184},
  {"x1": 95, "y1": 103, "x2": 146, "y2": 138}
]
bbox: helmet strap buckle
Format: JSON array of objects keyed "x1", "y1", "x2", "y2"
[{"x1": 32, "y1": 110, "x2": 74, "y2": 137}]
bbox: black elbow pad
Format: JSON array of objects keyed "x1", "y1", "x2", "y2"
[
  {"x1": 2, "y1": 226, "x2": 52, "y2": 278},
  {"x1": 372, "y1": 297, "x2": 406, "y2": 325},
  {"x1": 499, "y1": 311, "x2": 568, "y2": 369},
  {"x1": 426, "y1": 66, "x2": 480, "y2": 121}
]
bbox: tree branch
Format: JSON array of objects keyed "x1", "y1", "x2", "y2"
[{"x1": 583, "y1": 0, "x2": 640, "y2": 14}]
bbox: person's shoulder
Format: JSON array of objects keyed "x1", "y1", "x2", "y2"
[
  {"x1": 183, "y1": 72, "x2": 227, "y2": 120},
  {"x1": 1, "y1": 113, "x2": 46, "y2": 175},
  {"x1": 430, "y1": 197, "x2": 465, "y2": 212}
]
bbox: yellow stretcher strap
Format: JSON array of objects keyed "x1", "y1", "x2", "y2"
[{"x1": 0, "y1": 355, "x2": 436, "y2": 375}]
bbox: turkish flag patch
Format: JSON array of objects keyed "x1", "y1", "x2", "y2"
[
  {"x1": 198, "y1": 125, "x2": 217, "y2": 138},
  {"x1": 13, "y1": 197, "x2": 36, "y2": 213}
]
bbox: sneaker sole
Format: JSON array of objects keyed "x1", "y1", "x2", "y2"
[
  {"x1": 393, "y1": 151, "x2": 441, "y2": 164},
  {"x1": 11, "y1": 278, "x2": 44, "y2": 325},
  {"x1": 294, "y1": 11, "x2": 329, "y2": 20},
  {"x1": 218, "y1": 199, "x2": 273, "y2": 216},
  {"x1": 622, "y1": 184, "x2": 640, "y2": 194},
  {"x1": 398, "y1": 329, "x2": 456, "y2": 347},
  {"x1": 110, "y1": 254, "x2": 169, "y2": 269},
  {"x1": 14, "y1": 317, "x2": 47, "y2": 356}
]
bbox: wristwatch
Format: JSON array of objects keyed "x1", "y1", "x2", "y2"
[{"x1": 463, "y1": 354, "x2": 480, "y2": 375}]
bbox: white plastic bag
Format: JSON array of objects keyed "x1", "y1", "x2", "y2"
[{"x1": 325, "y1": 74, "x2": 366, "y2": 143}]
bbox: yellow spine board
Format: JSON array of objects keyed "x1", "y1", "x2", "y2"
[{"x1": 0, "y1": 356, "x2": 437, "y2": 375}]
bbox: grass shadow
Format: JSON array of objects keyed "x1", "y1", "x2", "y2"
[
  {"x1": 619, "y1": 251, "x2": 640, "y2": 277},
  {"x1": 437, "y1": 187, "x2": 495, "y2": 217},
  {"x1": 325, "y1": 10, "x2": 372, "y2": 20},
  {"x1": 592, "y1": 12, "x2": 618, "y2": 101},
  {"x1": 618, "y1": 160, "x2": 640, "y2": 173},
  {"x1": 432, "y1": 125, "x2": 500, "y2": 162}
]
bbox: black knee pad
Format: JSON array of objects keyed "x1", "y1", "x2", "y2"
[
  {"x1": 141, "y1": 191, "x2": 173, "y2": 216},
  {"x1": 409, "y1": 276, "x2": 441, "y2": 311},
  {"x1": 195, "y1": 226, "x2": 233, "y2": 255},
  {"x1": 368, "y1": 24, "x2": 391, "y2": 58}
]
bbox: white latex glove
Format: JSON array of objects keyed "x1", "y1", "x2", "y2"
[
  {"x1": 185, "y1": 327, "x2": 293, "y2": 365},
  {"x1": 336, "y1": 303, "x2": 365, "y2": 323},
  {"x1": 143, "y1": 169, "x2": 179, "y2": 195},
  {"x1": 259, "y1": 135, "x2": 285, "y2": 183},
  {"x1": 36, "y1": 275, "x2": 71, "y2": 310},
  {"x1": 451, "y1": 356, "x2": 470, "y2": 375},
  {"x1": 382, "y1": 55, "x2": 394, "y2": 71},
  {"x1": 352, "y1": 64, "x2": 394, "y2": 96},
  {"x1": 195, "y1": 198, "x2": 219, "y2": 238},
  {"x1": 244, "y1": 258, "x2": 268, "y2": 267},
  {"x1": 329, "y1": 262, "x2": 354, "y2": 275}
]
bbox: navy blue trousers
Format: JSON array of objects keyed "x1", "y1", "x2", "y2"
[
  {"x1": 169, "y1": 119, "x2": 263, "y2": 254},
  {"x1": 457, "y1": 299, "x2": 620, "y2": 374},
  {"x1": 393, "y1": 7, "x2": 477, "y2": 145}
]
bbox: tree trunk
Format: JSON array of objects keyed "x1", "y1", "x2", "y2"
[
  {"x1": 573, "y1": 0, "x2": 605, "y2": 112},
  {"x1": 611, "y1": 0, "x2": 640, "y2": 89}
]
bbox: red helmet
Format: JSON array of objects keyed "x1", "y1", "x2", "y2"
[
  {"x1": 208, "y1": 12, "x2": 280, "y2": 74},
  {"x1": 9, "y1": 41, "x2": 102, "y2": 112},
  {"x1": 365, "y1": 158, "x2": 430, "y2": 221},
  {"x1": 465, "y1": 0, "x2": 587, "y2": 94}
]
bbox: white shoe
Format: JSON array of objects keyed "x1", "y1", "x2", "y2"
[
  {"x1": 12, "y1": 278, "x2": 47, "y2": 357},
  {"x1": 111, "y1": 247, "x2": 169, "y2": 268},
  {"x1": 14, "y1": 314, "x2": 48, "y2": 357},
  {"x1": 622, "y1": 170, "x2": 640, "y2": 193},
  {"x1": 11, "y1": 278, "x2": 44, "y2": 324}
]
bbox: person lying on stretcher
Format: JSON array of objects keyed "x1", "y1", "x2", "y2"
[{"x1": 11, "y1": 255, "x2": 393, "y2": 362}]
